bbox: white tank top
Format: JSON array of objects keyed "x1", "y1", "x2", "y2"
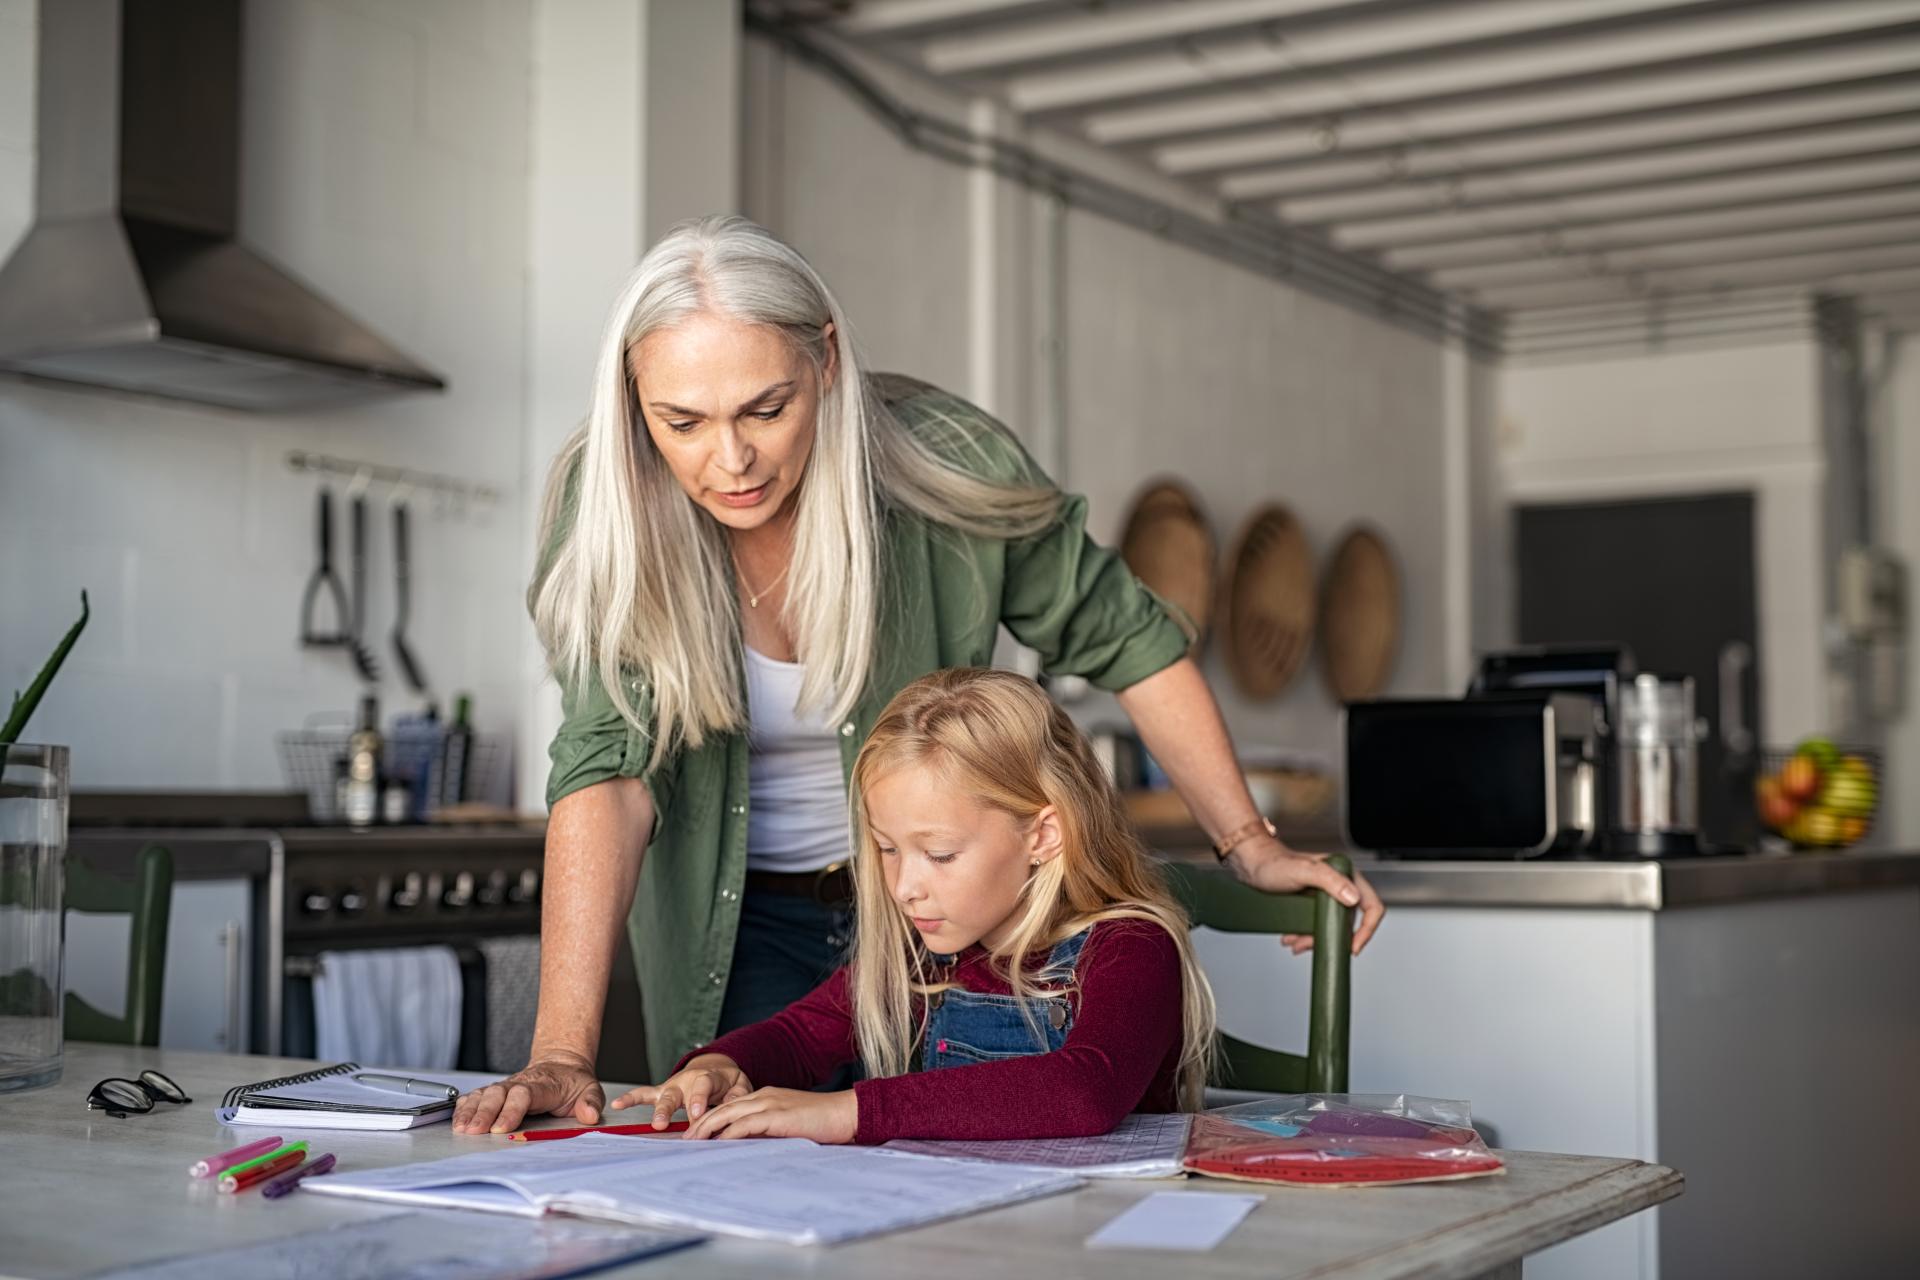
[{"x1": 744, "y1": 647, "x2": 850, "y2": 872}]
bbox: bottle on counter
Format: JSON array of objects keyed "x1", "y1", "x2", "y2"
[
  {"x1": 343, "y1": 694, "x2": 382, "y2": 828},
  {"x1": 438, "y1": 693, "x2": 473, "y2": 810}
]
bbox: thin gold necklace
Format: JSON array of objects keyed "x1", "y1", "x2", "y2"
[{"x1": 735, "y1": 557, "x2": 790, "y2": 609}]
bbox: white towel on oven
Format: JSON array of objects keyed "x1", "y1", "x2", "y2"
[{"x1": 312, "y1": 946, "x2": 463, "y2": 1070}]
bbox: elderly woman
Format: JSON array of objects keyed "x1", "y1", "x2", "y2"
[{"x1": 454, "y1": 216, "x2": 1383, "y2": 1135}]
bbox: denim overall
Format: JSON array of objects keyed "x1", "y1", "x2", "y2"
[{"x1": 922, "y1": 928, "x2": 1090, "y2": 1070}]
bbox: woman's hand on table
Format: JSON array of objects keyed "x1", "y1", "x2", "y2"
[
  {"x1": 452, "y1": 1054, "x2": 606, "y2": 1135},
  {"x1": 1225, "y1": 835, "x2": 1386, "y2": 956},
  {"x1": 609, "y1": 1054, "x2": 753, "y2": 1129},
  {"x1": 682, "y1": 1086, "x2": 858, "y2": 1144}
]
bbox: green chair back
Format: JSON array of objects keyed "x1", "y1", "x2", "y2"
[
  {"x1": 1163, "y1": 854, "x2": 1352, "y2": 1093},
  {"x1": 63, "y1": 844, "x2": 173, "y2": 1047}
]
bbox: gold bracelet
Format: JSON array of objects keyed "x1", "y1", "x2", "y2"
[{"x1": 1212, "y1": 815, "x2": 1276, "y2": 862}]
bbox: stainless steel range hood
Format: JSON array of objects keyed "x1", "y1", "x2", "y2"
[{"x1": 0, "y1": 0, "x2": 445, "y2": 411}]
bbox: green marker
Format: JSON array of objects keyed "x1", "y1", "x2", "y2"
[{"x1": 220, "y1": 1140, "x2": 308, "y2": 1179}]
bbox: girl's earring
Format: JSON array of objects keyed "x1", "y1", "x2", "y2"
[{"x1": 1030, "y1": 857, "x2": 1042, "y2": 867}]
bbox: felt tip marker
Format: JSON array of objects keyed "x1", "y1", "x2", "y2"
[
  {"x1": 188, "y1": 1135, "x2": 283, "y2": 1179},
  {"x1": 219, "y1": 1148, "x2": 307, "y2": 1194}
]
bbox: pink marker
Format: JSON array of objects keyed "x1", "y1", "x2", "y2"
[{"x1": 188, "y1": 1135, "x2": 284, "y2": 1179}]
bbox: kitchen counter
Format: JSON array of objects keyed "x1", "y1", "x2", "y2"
[
  {"x1": 1155, "y1": 840, "x2": 1920, "y2": 909},
  {"x1": 1177, "y1": 836, "x2": 1920, "y2": 1279}
]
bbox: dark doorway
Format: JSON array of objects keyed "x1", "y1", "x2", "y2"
[{"x1": 1516, "y1": 492, "x2": 1761, "y2": 848}]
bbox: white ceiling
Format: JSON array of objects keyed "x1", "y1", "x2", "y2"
[{"x1": 776, "y1": 0, "x2": 1920, "y2": 349}]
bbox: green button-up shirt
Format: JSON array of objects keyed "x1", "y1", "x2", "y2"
[{"x1": 542, "y1": 375, "x2": 1190, "y2": 1079}]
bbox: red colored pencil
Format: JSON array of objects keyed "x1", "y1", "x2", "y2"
[{"x1": 508, "y1": 1120, "x2": 691, "y2": 1142}]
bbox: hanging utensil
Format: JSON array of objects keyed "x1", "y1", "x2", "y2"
[
  {"x1": 391, "y1": 499, "x2": 428, "y2": 694},
  {"x1": 346, "y1": 491, "x2": 381, "y2": 683},
  {"x1": 299, "y1": 488, "x2": 351, "y2": 649}
]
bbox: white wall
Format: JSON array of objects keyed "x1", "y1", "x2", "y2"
[
  {"x1": 1499, "y1": 342, "x2": 1829, "y2": 745},
  {"x1": 1876, "y1": 329, "x2": 1920, "y2": 845},
  {"x1": 742, "y1": 34, "x2": 1462, "y2": 771},
  {"x1": 0, "y1": 0, "x2": 534, "y2": 791}
]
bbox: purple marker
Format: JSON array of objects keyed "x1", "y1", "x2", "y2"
[
  {"x1": 261, "y1": 1152, "x2": 337, "y2": 1199},
  {"x1": 188, "y1": 1135, "x2": 284, "y2": 1180}
]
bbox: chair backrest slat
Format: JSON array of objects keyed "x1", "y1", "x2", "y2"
[
  {"x1": 63, "y1": 844, "x2": 172, "y2": 1048},
  {"x1": 1163, "y1": 854, "x2": 1352, "y2": 1094}
]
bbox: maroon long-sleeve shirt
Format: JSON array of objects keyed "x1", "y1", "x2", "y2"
[{"x1": 684, "y1": 919, "x2": 1185, "y2": 1144}]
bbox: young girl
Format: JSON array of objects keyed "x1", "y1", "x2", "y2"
[{"x1": 607, "y1": 667, "x2": 1217, "y2": 1144}]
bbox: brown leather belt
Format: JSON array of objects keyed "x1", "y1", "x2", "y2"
[{"x1": 743, "y1": 859, "x2": 854, "y2": 907}]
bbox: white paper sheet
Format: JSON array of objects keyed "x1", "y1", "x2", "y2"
[
  {"x1": 309, "y1": 1134, "x2": 1082, "y2": 1246},
  {"x1": 83, "y1": 1209, "x2": 703, "y2": 1280},
  {"x1": 1086, "y1": 1191, "x2": 1264, "y2": 1251},
  {"x1": 880, "y1": 1112, "x2": 1193, "y2": 1178}
]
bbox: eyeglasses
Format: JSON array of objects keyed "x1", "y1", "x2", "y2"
[{"x1": 86, "y1": 1069, "x2": 192, "y2": 1117}]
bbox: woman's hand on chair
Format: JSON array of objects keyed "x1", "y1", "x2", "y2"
[
  {"x1": 609, "y1": 1054, "x2": 753, "y2": 1129},
  {"x1": 453, "y1": 1052, "x2": 607, "y2": 1134},
  {"x1": 1224, "y1": 835, "x2": 1386, "y2": 956}
]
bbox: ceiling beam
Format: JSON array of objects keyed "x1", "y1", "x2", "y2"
[
  {"x1": 1431, "y1": 215, "x2": 1920, "y2": 290},
  {"x1": 1385, "y1": 184, "x2": 1920, "y2": 270},
  {"x1": 1473, "y1": 243, "x2": 1920, "y2": 309},
  {"x1": 920, "y1": 0, "x2": 1370, "y2": 75},
  {"x1": 1211, "y1": 80, "x2": 1920, "y2": 200},
  {"x1": 1327, "y1": 152, "x2": 1920, "y2": 248},
  {"x1": 1015, "y1": 0, "x2": 1716, "y2": 116},
  {"x1": 1153, "y1": 43, "x2": 1920, "y2": 175},
  {"x1": 1275, "y1": 115, "x2": 1920, "y2": 221},
  {"x1": 1076, "y1": 3, "x2": 1920, "y2": 142},
  {"x1": 831, "y1": 0, "x2": 1068, "y2": 38}
]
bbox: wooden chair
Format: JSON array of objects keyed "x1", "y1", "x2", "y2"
[
  {"x1": 1163, "y1": 854, "x2": 1352, "y2": 1093},
  {"x1": 64, "y1": 844, "x2": 173, "y2": 1047}
]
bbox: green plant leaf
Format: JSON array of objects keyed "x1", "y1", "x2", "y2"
[{"x1": 1, "y1": 591, "x2": 90, "y2": 747}]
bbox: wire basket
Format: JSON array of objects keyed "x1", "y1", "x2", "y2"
[
  {"x1": 1755, "y1": 745, "x2": 1880, "y2": 850},
  {"x1": 278, "y1": 729, "x2": 501, "y2": 824}
]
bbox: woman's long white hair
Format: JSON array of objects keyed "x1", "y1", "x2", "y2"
[{"x1": 532, "y1": 216, "x2": 1060, "y2": 767}]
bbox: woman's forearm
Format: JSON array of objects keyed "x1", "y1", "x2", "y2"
[
  {"x1": 1116, "y1": 657, "x2": 1262, "y2": 843},
  {"x1": 528, "y1": 777, "x2": 653, "y2": 1066}
]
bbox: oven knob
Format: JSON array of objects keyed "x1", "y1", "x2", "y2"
[
  {"x1": 442, "y1": 871, "x2": 475, "y2": 909},
  {"x1": 389, "y1": 871, "x2": 424, "y2": 911},
  {"x1": 299, "y1": 888, "x2": 332, "y2": 916},
  {"x1": 337, "y1": 887, "x2": 366, "y2": 916},
  {"x1": 478, "y1": 869, "x2": 509, "y2": 907},
  {"x1": 508, "y1": 869, "x2": 540, "y2": 905}
]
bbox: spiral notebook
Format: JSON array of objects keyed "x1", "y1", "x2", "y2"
[{"x1": 221, "y1": 1062, "x2": 484, "y2": 1131}]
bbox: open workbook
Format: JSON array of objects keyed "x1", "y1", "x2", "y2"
[{"x1": 308, "y1": 1133, "x2": 1080, "y2": 1246}]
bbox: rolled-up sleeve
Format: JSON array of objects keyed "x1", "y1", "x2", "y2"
[
  {"x1": 545, "y1": 665, "x2": 676, "y2": 838},
  {"x1": 886, "y1": 378, "x2": 1192, "y2": 694},
  {"x1": 1001, "y1": 492, "x2": 1193, "y2": 693}
]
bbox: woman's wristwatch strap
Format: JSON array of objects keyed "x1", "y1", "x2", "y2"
[{"x1": 1213, "y1": 815, "x2": 1276, "y2": 862}]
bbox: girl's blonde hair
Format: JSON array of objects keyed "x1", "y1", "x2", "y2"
[
  {"x1": 530, "y1": 216, "x2": 1059, "y2": 769},
  {"x1": 850, "y1": 668, "x2": 1218, "y2": 1111}
]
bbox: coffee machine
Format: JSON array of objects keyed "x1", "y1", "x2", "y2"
[{"x1": 1344, "y1": 645, "x2": 1705, "y2": 859}]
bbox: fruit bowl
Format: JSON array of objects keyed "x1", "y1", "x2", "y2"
[{"x1": 1755, "y1": 740, "x2": 1879, "y2": 850}]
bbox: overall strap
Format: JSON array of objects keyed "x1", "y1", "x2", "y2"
[{"x1": 1037, "y1": 925, "x2": 1094, "y2": 984}]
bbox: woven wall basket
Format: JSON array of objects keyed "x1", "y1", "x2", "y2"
[
  {"x1": 1118, "y1": 480, "x2": 1215, "y2": 652},
  {"x1": 1319, "y1": 524, "x2": 1401, "y2": 702},
  {"x1": 1222, "y1": 504, "x2": 1315, "y2": 699}
]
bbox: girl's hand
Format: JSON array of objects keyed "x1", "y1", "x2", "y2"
[
  {"x1": 607, "y1": 1054, "x2": 752, "y2": 1128},
  {"x1": 683, "y1": 1087, "x2": 858, "y2": 1144}
]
